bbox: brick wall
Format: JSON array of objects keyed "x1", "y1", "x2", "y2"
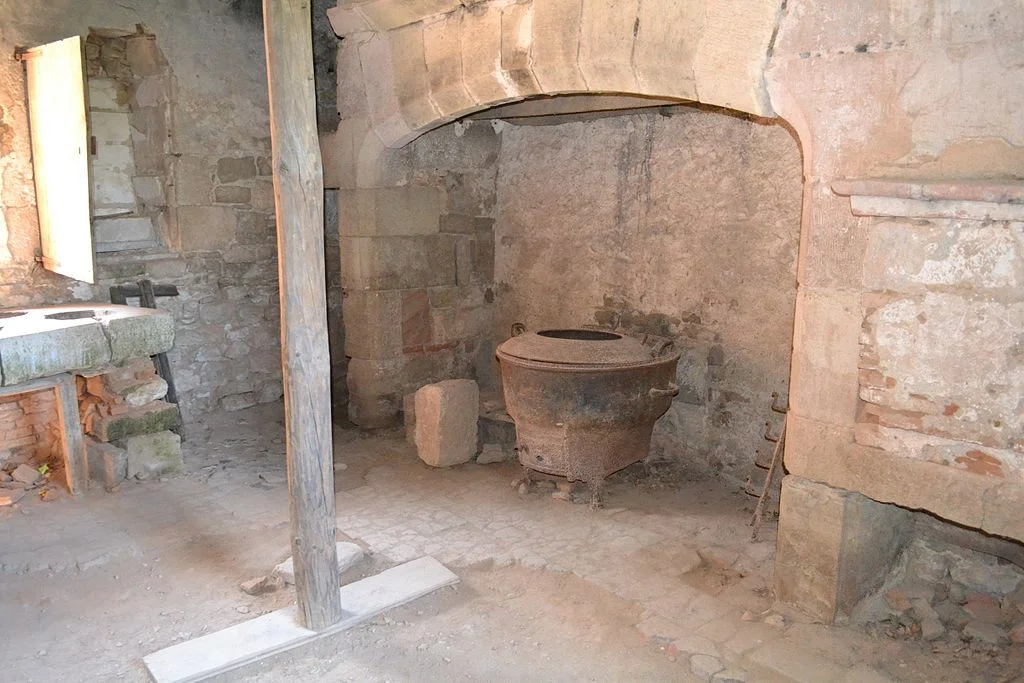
[{"x1": 0, "y1": 390, "x2": 59, "y2": 465}]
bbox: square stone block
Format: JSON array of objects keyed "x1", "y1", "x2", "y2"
[
  {"x1": 774, "y1": 475, "x2": 912, "y2": 623},
  {"x1": 414, "y1": 379, "x2": 479, "y2": 467}
]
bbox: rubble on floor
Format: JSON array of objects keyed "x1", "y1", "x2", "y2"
[
  {"x1": 854, "y1": 536, "x2": 1024, "y2": 676},
  {"x1": 0, "y1": 445, "x2": 66, "y2": 506}
]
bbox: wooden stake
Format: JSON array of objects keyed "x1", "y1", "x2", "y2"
[
  {"x1": 262, "y1": 0, "x2": 341, "y2": 630},
  {"x1": 751, "y1": 416, "x2": 786, "y2": 541}
]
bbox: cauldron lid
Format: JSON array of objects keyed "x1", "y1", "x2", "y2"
[{"x1": 497, "y1": 328, "x2": 677, "y2": 367}]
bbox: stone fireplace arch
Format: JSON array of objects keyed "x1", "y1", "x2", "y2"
[
  {"x1": 325, "y1": 0, "x2": 810, "y2": 430},
  {"x1": 323, "y1": 0, "x2": 1024, "y2": 628},
  {"x1": 330, "y1": 0, "x2": 785, "y2": 150}
]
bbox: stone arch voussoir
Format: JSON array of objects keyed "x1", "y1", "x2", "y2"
[{"x1": 336, "y1": 0, "x2": 786, "y2": 149}]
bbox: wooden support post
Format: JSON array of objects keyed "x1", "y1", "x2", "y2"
[{"x1": 263, "y1": 0, "x2": 342, "y2": 630}]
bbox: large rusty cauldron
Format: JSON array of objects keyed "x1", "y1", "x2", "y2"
[{"x1": 496, "y1": 325, "x2": 680, "y2": 506}]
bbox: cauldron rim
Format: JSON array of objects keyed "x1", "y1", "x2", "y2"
[{"x1": 496, "y1": 327, "x2": 680, "y2": 369}]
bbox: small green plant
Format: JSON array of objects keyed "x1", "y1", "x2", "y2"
[{"x1": 37, "y1": 463, "x2": 50, "y2": 476}]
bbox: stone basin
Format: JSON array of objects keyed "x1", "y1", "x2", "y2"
[{"x1": 0, "y1": 304, "x2": 174, "y2": 387}]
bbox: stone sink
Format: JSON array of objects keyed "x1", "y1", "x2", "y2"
[{"x1": 0, "y1": 304, "x2": 174, "y2": 387}]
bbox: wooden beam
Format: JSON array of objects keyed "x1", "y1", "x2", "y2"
[{"x1": 263, "y1": 0, "x2": 342, "y2": 631}]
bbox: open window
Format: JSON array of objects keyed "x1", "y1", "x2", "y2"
[
  {"x1": 22, "y1": 28, "x2": 173, "y2": 285},
  {"x1": 23, "y1": 36, "x2": 94, "y2": 283}
]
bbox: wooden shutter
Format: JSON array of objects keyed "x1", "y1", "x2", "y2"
[{"x1": 24, "y1": 36, "x2": 94, "y2": 283}]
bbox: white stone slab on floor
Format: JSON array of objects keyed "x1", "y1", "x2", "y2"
[{"x1": 144, "y1": 556, "x2": 459, "y2": 683}]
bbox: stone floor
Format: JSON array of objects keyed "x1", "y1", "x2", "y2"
[{"x1": 0, "y1": 403, "x2": 1006, "y2": 682}]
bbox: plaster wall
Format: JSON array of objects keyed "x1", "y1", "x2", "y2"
[
  {"x1": 493, "y1": 107, "x2": 802, "y2": 480},
  {"x1": 0, "y1": 0, "x2": 291, "y2": 421}
]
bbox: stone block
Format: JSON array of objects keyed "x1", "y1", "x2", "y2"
[
  {"x1": 414, "y1": 378, "x2": 479, "y2": 467},
  {"x1": 337, "y1": 187, "x2": 441, "y2": 236},
  {"x1": 454, "y1": 236, "x2": 474, "y2": 286},
  {"x1": 633, "y1": 0, "x2": 702, "y2": 100},
  {"x1": 387, "y1": 24, "x2": 440, "y2": 133},
  {"x1": 173, "y1": 155, "x2": 214, "y2": 205},
  {"x1": 321, "y1": 130, "x2": 347, "y2": 190},
  {"x1": 530, "y1": 0, "x2": 587, "y2": 93},
  {"x1": 272, "y1": 541, "x2": 366, "y2": 584},
  {"x1": 690, "y1": 654, "x2": 725, "y2": 680},
  {"x1": 788, "y1": 287, "x2": 861, "y2": 426},
  {"x1": 90, "y1": 401, "x2": 180, "y2": 443},
  {"x1": 326, "y1": 5, "x2": 371, "y2": 36},
  {"x1": 346, "y1": 357, "x2": 404, "y2": 427},
  {"x1": 423, "y1": 12, "x2": 475, "y2": 118},
  {"x1": 429, "y1": 307, "x2": 459, "y2": 346},
  {"x1": 94, "y1": 216, "x2": 157, "y2": 247},
  {"x1": 474, "y1": 220, "x2": 495, "y2": 282},
  {"x1": 133, "y1": 176, "x2": 165, "y2": 207},
  {"x1": 214, "y1": 185, "x2": 252, "y2": 204},
  {"x1": 0, "y1": 322, "x2": 111, "y2": 387},
  {"x1": 250, "y1": 180, "x2": 276, "y2": 211},
  {"x1": 459, "y1": 3, "x2": 509, "y2": 107},
  {"x1": 500, "y1": 2, "x2": 541, "y2": 96},
  {"x1": 355, "y1": 0, "x2": 460, "y2": 32},
  {"x1": 358, "y1": 35, "x2": 413, "y2": 147},
  {"x1": 340, "y1": 235, "x2": 456, "y2": 290},
  {"x1": 439, "y1": 213, "x2": 475, "y2": 235},
  {"x1": 692, "y1": 0, "x2": 779, "y2": 116},
  {"x1": 105, "y1": 312, "x2": 175, "y2": 362},
  {"x1": 402, "y1": 289, "x2": 431, "y2": 351},
  {"x1": 798, "y1": 183, "x2": 869, "y2": 290},
  {"x1": 336, "y1": 42, "x2": 371, "y2": 122},
  {"x1": 176, "y1": 205, "x2": 237, "y2": 251},
  {"x1": 216, "y1": 156, "x2": 257, "y2": 183},
  {"x1": 12, "y1": 463, "x2": 41, "y2": 485},
  {"x1": 122, "y1": 377, "x2": 169, "y2": 407},
  {"x1": 86, "y1": 438, "x2": 127, "y2": 491},
  {"x1": 342, "y1": 289, "x2": 404, "y2": 359},
  {"x1": 123, "y1": 430, "x2": 182, "y2": 480},
  {"x1": 578, "y1": 0, "x2": 640, "y2": 93},
  {"x1": 774, "y1": 475, "x2": 912, "y2": 623},
  {"x1": 785, "y1": 414, "x2": 1024, "y2": 540}
]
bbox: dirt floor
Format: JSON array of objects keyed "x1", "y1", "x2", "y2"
[{"x1": 1, "y1": 403, "x2": 1020, "y2": 682}]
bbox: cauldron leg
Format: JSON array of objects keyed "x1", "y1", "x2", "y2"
[
  {"x1": 588, "y1": 480, "x2": 605, "y2": 510},
  {"x1": 511, "y1": 465, "x2": 533, "y2": 494}
]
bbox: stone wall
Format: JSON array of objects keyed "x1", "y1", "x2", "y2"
[
  {"x1": 493, "y1": 106, "x2": 802, "y2": 481},
  {"x1": 0, "y1": 0, "x2": 288, "y2": 423},
  {"x1": 336, "y1": 101, "x2": 501, "y2": 426}
]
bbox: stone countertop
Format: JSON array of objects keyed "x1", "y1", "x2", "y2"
[{"x1": 0, "y1": 304, "x2": 174, "y2": 387}]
